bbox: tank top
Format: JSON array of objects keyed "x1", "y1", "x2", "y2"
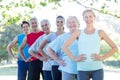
[
  {"x1": 77, "y1": 29, "x2": 103, "y2": 71},
  {"x1": 18, "y1": 33, "x2": 30, "y2": 61}
]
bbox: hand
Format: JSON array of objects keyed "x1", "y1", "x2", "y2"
[
  {"x1": 91, "y1": 54, "x2": 104, "y2": 61},
  {"x1": 25, "y1": 57, "x2": 31, "y2": 62},
  {"x1": 55, "y1": 59, "x2": 66, "y2": 67},
  {"x1": 38, "y1": 56, "x2": 47, "y2": 61},
  {"x1": 73, "y1": 54, "x2": 86, "y2": 62},
  {"x1": 13, "y1": 55, "x2": 20, "y2": 60}
]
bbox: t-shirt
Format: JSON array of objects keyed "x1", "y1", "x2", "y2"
[
  {"x1": 27, "y1": 31, "x2": 44, "y2": 61},
  {"x1": 48, "y1": 32, "x2": 78, "y2": 74},
  {"x1": 18, "y1": 33, "x2": 30, "y2": 61},
  {"x1": 28, "y1": 34, "x2": 52, "y2": 70},
  {"x1": 46, "y1": 32, "x2": 64, "y2": 65}
]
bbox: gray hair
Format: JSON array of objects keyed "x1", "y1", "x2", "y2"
[
  {"x1": 40, "y1": 19, "x2": 51, "y2": 27},
  {"x1": 30, "y1": 17, "x2": 38, "y2": 22},
  {"x1": 66, "y1": 16, "x2": 80, "y2": 28}
]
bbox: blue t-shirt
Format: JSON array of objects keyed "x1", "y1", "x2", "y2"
[
  {"x1": 46, "y1": 32, "x2": 64, "y2": 65},
  {"x1": 18, "y1": 34, "x2": 30, "y2": 61},
  {"x1": 48, "y1": 32, "x2": 78, "y2": 74}
]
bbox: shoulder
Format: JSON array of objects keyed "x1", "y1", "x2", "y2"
[
  {"x1": 39, "y1": 31, "x2": 44, "y2": 34},
  {"x1": 18, "y1": 33, "x2": 25, "y2": 37},
  {"x1": 98, "y1": 29, "x2": 106, "y2": 35},
  {"x1": 47, "y1": 32, "x2": 55, "y2": 37}
]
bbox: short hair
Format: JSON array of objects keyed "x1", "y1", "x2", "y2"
[
  {"x1": 21, "y1": 21, "x2": 30, "y2": 28},
  {"x1": 56, "y1": 15, "x2": 65, "y2": 21},
  {"x1": 40, "y1": 19, "x2": 51, "y2": 27},
  {"x1": 82, "y1": 9, "x2": 96, "y2": 17},
  {"x1": 66, "y1": 16, "x2": 80, "y2": 27},
  {"x1": 30, "y1": 17, "x2": 38, "y2": 22}
]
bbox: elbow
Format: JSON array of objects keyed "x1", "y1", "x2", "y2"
[
  {"x1": 28, "y1": 48, "x2": 32, "y2": 54},
  {"x1": 114, "y1": 46, "x2": 118, "y2": 52},
  {"x1": 46, "y1": 47, "x2": 51, "y2": 54}
]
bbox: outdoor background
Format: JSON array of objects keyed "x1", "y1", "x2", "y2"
[{"x1": 0, "y1": 0, "x2": 120, "y2": 80}]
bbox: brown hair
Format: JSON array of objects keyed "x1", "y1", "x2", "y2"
[{"x1": 82, "y1": 9, "x2": 96, "y2": 17}]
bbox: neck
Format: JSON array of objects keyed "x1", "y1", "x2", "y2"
[
  {"x1": 33, "y1": 29, "x2": 39, "y2": 33},
  {"x1": 23, "y1": 31, "x2": 29, "y2": 35},
  {"x1": 56, "y1": 28, "x2": 64, "y2": 35},
  {"x1": 86, "y1": 23, "x2": 94, "y2": 31},
  {"x1": 70, "y1": 29, "x2": 77, "y2": 34}
]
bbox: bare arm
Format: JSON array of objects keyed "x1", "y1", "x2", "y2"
[
  {"x1": 100, "y1": 30, "x2": 118, "y2": 59},
  {"x1": 38, "y1": 40, "x2": 50, "y2": 59},
  {"x1": 7, "y1": 36, "x2": 18, "y2": 59},
  {"x1": 92, "y1": 30, "x2": 118, "y2": 61},
  {"x1": 19, "y1": 36, "x2": 28, "y2": 61},
  {"x1": 47, "y1": 46, "x2": 65, "y2": 66},
  {"x1": 62, "y1": 30, "x2": 85, "y2": 61}
]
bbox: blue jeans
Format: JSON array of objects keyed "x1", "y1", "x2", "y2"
[
  {"x1": 62, "y1": 71, "x2": 77, "y2": 80},
  {"x1": 77, "y1": 69, "x2": 104, "y2": 80},
  {"x1": 43, "y1": 71, "x2": 52, "y2": 80},
  {"x1": 52, "y1": 65, "x2": 62, "y2": 80},
  {"x1": 18, "y1": 60, "x2": 29, "y2": 80}
]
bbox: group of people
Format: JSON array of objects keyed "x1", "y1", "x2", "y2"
[{"x1": 7, "y1": 9, "x2": 118, "y2": 80}]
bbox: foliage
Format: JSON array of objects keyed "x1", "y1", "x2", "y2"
[
  {"x1": 100, "y1": 41, "x2": 120, "y2": 60},
  {"x1": 0, "y1": 24, "x2": 21, "y2": 62},
  {"x1": 0, "y1": 0, "x2": 120, "y2": 26}
]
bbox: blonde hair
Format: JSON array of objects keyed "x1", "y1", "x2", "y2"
[
  {"x1": 66, "y1": 16, "x2": 80, "y2": 28},
  {"x1": 82, "y1": 9, "x2": 96, "y2": 17}
]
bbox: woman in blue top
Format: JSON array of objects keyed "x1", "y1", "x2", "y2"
[
  {"x1": 63, "y1": 9, "x2": 118, "y2": 80},
  {"x1": 38, "y1": 16, "x2": 65, "y2": 80},
  {"x1": 7, "y1": 21, "x2": 30, "y2": 80},
  {"x1": 47, "y1": 16, "x2": 79, "y2": 80}
]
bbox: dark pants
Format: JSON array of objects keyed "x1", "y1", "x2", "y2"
[
  {"x1": 18, "y1": 60, "x2": 29, "y2": 80},
  {"x1": 52, "y1": 65, "x2": 62, "y2": 80},
  {"x1": 27, "y1": 60, "x2": 44, "y2": 80},
  {"x1": 43, "y1": 71, "x2": 52, "y2": 80},
  {"x1": 77, "y1": 69, "x2": 104, "y2": 80}
]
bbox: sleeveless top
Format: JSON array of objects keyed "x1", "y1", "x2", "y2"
[
  {"x1": 77, "y1": 29, "x2": 103, "y2": 71},
  {"x1": 18, "y1": 33, "x2": 30, "y2": 61}
]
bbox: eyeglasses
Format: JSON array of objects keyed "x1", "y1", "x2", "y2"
[{"x1": 41, "y1": 24, "x2": 48, "y2": 27}]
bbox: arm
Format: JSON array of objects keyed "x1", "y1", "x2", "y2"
[
  {"x1": 38, "y1": 40, "x2": 50, "y2": 59},
  {"x1": 19, "y1": 36, "x2": 29, "y2": 62},
  {"x1": 7, "y1": 36, "x2": 18, "y2": 59},
  {"x1": 92, "y1": 30, "x2": 118, "y2": 61},
  {"x1": 28, "y1": 40, "x2": 47, "y2": 61},
  {"x1": 47, "y1": 46, "x2": 65, "y2": 66},
  {"x1": 62, "y1": 30, "x2": 86, "y2": 62}
]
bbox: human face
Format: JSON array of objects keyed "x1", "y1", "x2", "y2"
[
  {"x1": 67, "y1": 18, "x2": 79, "y2": 32},
  {"x1": 22, "y1": 23, "x2": 30, "y2": 33},
  {"x1": 30, "y1": 19, "x2": 39, "y2": 31},
  {"x1": 83, "y1": 11, "x2": 95, "y2": 25},
  {"x1": 56, "y1": 18, "x2": 65, "y2": 29},
  {"x1": 41, "y1": 22, "x2": 50, "y2": 34}
]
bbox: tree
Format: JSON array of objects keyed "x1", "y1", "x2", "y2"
[
  {"x1": 0, "y1": 24, "x2": 21, "y2": 63},
  {"x1": 0, "y1": 0, "x2": 120, "y2": 26}
]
